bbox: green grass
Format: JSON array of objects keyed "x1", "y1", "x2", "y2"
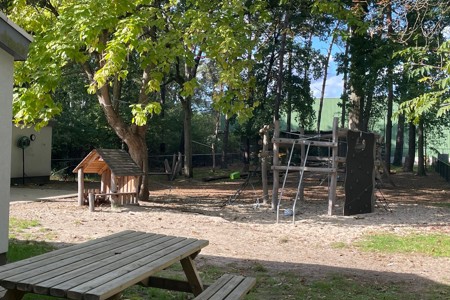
[
  {"x1": 8, "y1": 217, "x2": 40, "y2": 238},
  {"x1": 5, "y1": 241, "x2": 450, "y2": 299},
  {"x1": 355, "y1": 233, "x2": 450, "y2": 257},
  {"x1": 7, "y1": 239, "x2": 55, "y2": 263},
  {"x1": 245, "y1": 272, "x2": 450, "y2": 300}
]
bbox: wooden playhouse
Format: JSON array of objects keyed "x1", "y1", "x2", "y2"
[{"x1": 73, "y1": 149, "x2": 143, "y2": 206}]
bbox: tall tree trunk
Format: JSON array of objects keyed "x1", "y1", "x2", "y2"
[
  {"x1": 340, "y1": 28, "x2": 350, "y2": 129},
  {"x1": 416, "y1": 118, "x2": 426, "y2": 176},
  {"x1": 317, "y1": 29, "x2": 337, "y2": 132},
  {"x1": 385, "y1": 1, "x2": 394, "y2": 174},
  {"x1": 405, "y1": 122, "x2": 416, "y2": 172},
  {"x1": 221, "y1": 116, "x2": 230, "y2": 169},
  {"x1": 348, "y1": 1, "x2": 368, "y2": 131},
  {"x1": 393, "y1": 113, "x2": 405, "y2": 166},
  {"x1": 286, "y1": 48, "x2": 293, "y2": 132},
  {"x1": 90, "y1": 62, "x2": 151, "y2": 201},
  {"x1": 182, "y1": 97, "x2": 193, "y2": 177},
  {"x1": 272, "y1": 8, "x2": 290, "y2": 210}
]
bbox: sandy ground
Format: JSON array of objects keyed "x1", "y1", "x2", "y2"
[{"x1": 7, "y1": 170, "x2": 450, "y2": 293}]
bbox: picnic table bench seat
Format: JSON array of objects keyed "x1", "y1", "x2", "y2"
[{"x1": 194, "y1": 274, "x2": 256, "y2": 300}]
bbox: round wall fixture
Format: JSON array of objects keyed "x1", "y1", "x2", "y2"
[
  {"x1": 17, "y1": 136, "x2": 31, "y2": 149},
  {"x1": 30, "y1": 134, "x2": 36, "y2": 141}
]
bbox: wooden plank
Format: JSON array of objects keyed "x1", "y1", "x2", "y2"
[
  {"x1": 208, "y1": 275, "x2": 243, "y2": 299},
  {"x1": 272, "y1": 138, "x2": 338, "y2": 148},
  {"x1": 27, "y1": 233, "x2": 163, "y2": 294},
  {"x1": 194, "y1": 274, "x2": 256, "y2": 300},
  {"x1": 49, "y1": 236, "x2": 183, "y2": 298},
  {"x1": 0, "y1": 231, "x2": 136, "y2": 276},
  {"x1": 2, "y1": 231, "x2": 149, "y2": 290},
  {"x1": 194, "y1": 274, "x2": 232, "y2": 300},
  {"x1": 79, "y1": 240, "x2": 208, "y2": 300},
  {"x1": 224, "y1": 277, "x2": 256, "y2": 300},
  {"x1": 272, "y1": 166, "x2": 337, "y2": 173}
]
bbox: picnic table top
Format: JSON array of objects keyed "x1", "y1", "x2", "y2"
[{"x1": 0, "y1": 230, "x2": 209, "y2": 300}]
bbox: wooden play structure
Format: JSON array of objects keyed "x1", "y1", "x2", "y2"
[
  {"x1": 270, "y1": 117, "x2": 377, "y2": 220},
  {"x1": 73, "y1": 149, "x2": 143, "y2": 208}
]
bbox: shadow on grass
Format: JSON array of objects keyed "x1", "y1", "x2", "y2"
[
  {"x1": 196, "y1": 255, "x2": 450, "y2": 300},
  {"x1": 2, "y1": 239, "x2": 449, "y2": 300}
]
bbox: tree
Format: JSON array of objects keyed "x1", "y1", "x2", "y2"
[{"x1": 7, "y1": 0, "x2": 262, "y2": 198}]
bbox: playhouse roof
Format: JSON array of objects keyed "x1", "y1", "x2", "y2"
[{"x1": 73, "y1": 149, "x2": 143, "y2": 176}]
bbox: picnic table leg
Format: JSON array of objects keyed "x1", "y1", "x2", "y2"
[
  {"x1": 2, "y1": 289, "x2": 25, "y2": 300},
  {"x1": 180, "y1": 255, "x2": 204, "y2": 296}
]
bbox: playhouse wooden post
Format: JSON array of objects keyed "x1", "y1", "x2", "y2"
[{"x1": 78, "y1": 168, "x2": 84, "y2": 206}]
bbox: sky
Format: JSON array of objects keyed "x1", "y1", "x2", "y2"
[
  {"x1": 310, "y1": 37, "x2": 344, "y2": 99},
  {"x1": 311, "y1": 74, "x2": 343, "y2": 99}
]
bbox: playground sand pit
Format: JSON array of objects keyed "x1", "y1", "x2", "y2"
[{"x1": 9, "y1": 171, "x2": 450, "y2": 291}]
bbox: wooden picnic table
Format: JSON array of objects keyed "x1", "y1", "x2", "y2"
[{"x1": 0, "y1": 230, "x2": 209, "y2": 300}]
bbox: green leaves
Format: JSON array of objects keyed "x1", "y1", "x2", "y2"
[{"x1": 130, "y1": 102, "x2": 162, "y2": 126}]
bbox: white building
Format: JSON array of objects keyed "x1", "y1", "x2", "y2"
[
  {"x1": 0, "y1": 12, "x2": 33, "y2": 265},
  {"x1": 11, "y1": 125, "x2": 53, "y2": 185}
]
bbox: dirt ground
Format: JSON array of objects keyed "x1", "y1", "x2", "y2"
[{"x1": 9, "y1": 169, "x2": 450, "y2": 292}]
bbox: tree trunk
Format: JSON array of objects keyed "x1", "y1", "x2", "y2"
[
  {"x1": 182, "y1": 97, "x2": 193, "y2": 177},
  {"x1": 93, "y1": 66, "x2": 150, "y2": 201},
  {"x1": 286, "y1": 49, "x2": 293, "y2": 132},
  {"x1": 416, "y1": 118, "x2": 426, "y2": 176},
  {"x1": 405, "y1": 122, "x2": 416, "y2": 172},
  {"x1": 340, "y1": 27, "x2": 350, "y2": 129},
  {"x1": 393, "y1": 113, "x2": 405, "y2": 166},
  {"x1": 385, "y1": 1, "x2": 394, "y2": 174},
  {"x1": 272, "y1": 9, "x2": 289, "y2": 210},
  {"x1": 221, "y1": 116, "x2": 230, "y2": 169},
  {"x1": 317, "y1": 30, "x2": 337, "y2": 132}
]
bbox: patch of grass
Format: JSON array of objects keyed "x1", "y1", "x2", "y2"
[
  {"x1": 331, "y1": 241, "x2": 348, "y2": 249},
  {"x1": 355, "y1": 233, "x2": 450, "y2": 257},
  {"x1": 9, "y1": 217, "x2": 40, "y2": 232},
  {"x1": 245, "y1": 272, "x2": 450, "y2": 300},
  {"x1": 7, "y1": 239, "x2": 55, "y2": 263}
]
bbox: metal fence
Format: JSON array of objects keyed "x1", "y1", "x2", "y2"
[
  {"x1": 433, "y1": 157, "x2": 450, "y2": 182},
  {"x1": 51, "y1": 153, "x2": 243, "y2": 174}
]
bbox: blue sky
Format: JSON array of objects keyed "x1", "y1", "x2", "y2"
[
  {"x1": 311, "y1": 74, "x2": 343, "y2": 98},
  {"x1": 310, "y1": 37, "x2": 344, "y2": 99}
]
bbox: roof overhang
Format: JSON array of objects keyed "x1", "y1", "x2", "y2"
[{"x1": 0, "y1": 11, "x2": 33, "y2": 61}]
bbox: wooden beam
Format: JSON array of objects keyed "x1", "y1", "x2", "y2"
[
  {"x1": 272, "y1": 166, "x2": 337, "y2": 173},
  {"x1": 272, "y1": 138, "x2": 338, "y2": 148},
  {"x1": 180, "y1": 255, "x2": 204, "y2": 296},
  {"x1": 140, "y1": 277, "x2": 193, "y2": 293}
]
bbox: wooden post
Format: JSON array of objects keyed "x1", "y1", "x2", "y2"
[
  {"x1": 110, "y1": 173, "x2": 118, "y2": 207},
  {"x1": 328, "y1": 117, "x2": 338, "y2": 215},
  {"x1": 300, "y1": 128, "x2": 305, "y2": 202},
  {"x1": 77, "y1": 168, "x2": 84, "y2": 206},
  {"x1": 88, "y1": 193, "x2": 95, "y2": 212}
]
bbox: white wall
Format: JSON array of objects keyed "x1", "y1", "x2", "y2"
[
  {"x1": 0, "y1": 49, "x2": 14, "y2": 256},
  {"x1": 11, "y1": 126, "x2": 52, "y2": 179}
]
